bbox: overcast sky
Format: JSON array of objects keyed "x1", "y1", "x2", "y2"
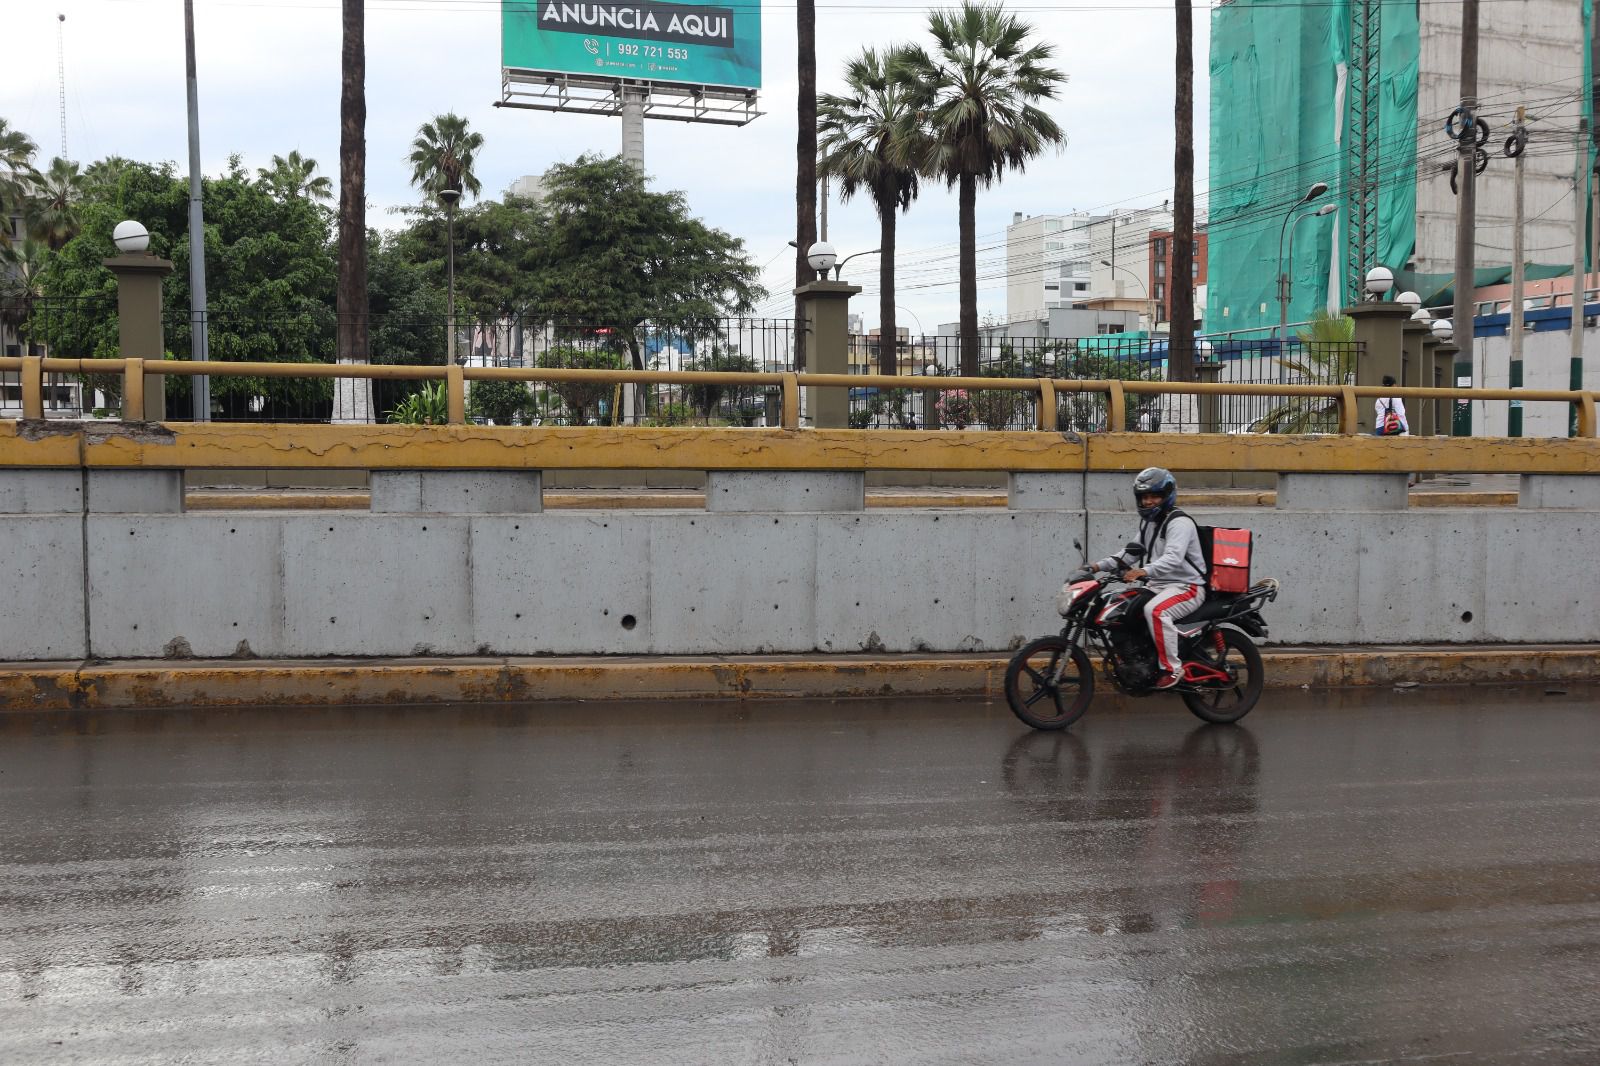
[{"x1": 2, "y1": 0, "x2": 1211, "y2": 330}]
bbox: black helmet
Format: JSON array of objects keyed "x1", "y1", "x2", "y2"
[{"x1": 1133, "y1": 467, "x2": 1176, "y2": 520}]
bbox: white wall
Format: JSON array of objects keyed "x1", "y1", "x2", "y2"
[{"x1": 1468, "y1": 321, "x2": 1600, "y2": 437}]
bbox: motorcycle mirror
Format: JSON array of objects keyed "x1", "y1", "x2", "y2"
[{"x1": 1123, "y1": 541, "x2": 1146, "y2": 558}]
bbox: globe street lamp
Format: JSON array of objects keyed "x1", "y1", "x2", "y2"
[
  {"x1": 439, "y1": 183, "x2": 462, "y2": 365},
  {"x1": 112, "y1": 220, "x2": 150, "y2": 255},
  {"x1": 1276, "y1": 181, "x2": 1331, "y2": 346},
  {"x1": 806, "y1": 240, "x2": 838, "y2": 280},
  {"x1": 1364, "y1": 265, "x2": 1396, "y2": 301}
]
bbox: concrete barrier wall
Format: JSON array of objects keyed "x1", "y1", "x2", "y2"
[{"x1": 3, "y1": 469, "x2": 1598, "y2": 661}]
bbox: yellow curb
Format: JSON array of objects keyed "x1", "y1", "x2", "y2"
[
  {"x1": 186, "y1": 492, "x2": 370, "y2": 511},
  {"x1": 1, "y1": 648, "x2": 1594, "y2": 712}
]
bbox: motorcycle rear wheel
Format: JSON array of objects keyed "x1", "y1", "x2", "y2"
[
  {"x1": 1181, "y1": 628, "x2": 1264, "y2": 724},
  {"x1": 1005, "y1": 637, "x2": 1094, "y2": 730}
]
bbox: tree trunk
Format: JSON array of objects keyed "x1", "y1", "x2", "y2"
[
  {"x1": 959, "y1": 171, "x2": 978, "y2": 377},
  {"x1": 794, "y1": 0, "x2": 817, "y2": 372},
  {"x1": 336, "y1": 0, "x2": 368, "y2": 366},
  {"x1": 877, "y1": 185, "x2": 898, "y2": 377},
  {"x1": 1169, "y1": 0, "x2": 1196, "y2": 382}
]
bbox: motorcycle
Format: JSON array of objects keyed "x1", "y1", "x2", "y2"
[{"x1": 1005, "y1": 540, "x2": 1279, "y2": 730}]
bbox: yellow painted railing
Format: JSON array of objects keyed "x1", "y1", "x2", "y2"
[{"x1": 2, "y1": 355, "x2": 1595, "y2": 437}]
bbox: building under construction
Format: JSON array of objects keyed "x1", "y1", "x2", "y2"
[{"x1": 1208, "y1": 0, "x2": 1594, "y2": 334}]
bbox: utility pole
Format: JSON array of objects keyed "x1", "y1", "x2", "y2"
[
  {"x1": 183, "y1": 0, "x2": 210, "y2": 421},
  {"x1": 820, "y1": 176, "x2": 828, "y2": 242},
  {"x1": 1509, "y1": 107, "x2": 1525, "y2": 437},
  {"x1": 1575, "y1": 0, "x2": 1594, "y2": 437},
  {"x1": 794, "y1": 0, "x2": 817, "y2": 374},
  {"x1": 1450, "y1": 0, "x2": 1480, "y2": 372}
]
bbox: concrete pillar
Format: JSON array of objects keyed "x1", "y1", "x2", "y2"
[
  {"x1": 1276, "y1": 473, "x2": 1409, "y2": 511},
  {"x1": 370, "y1": 471, "x2": 543, "y2": 513},
  {"x1": 794, "y1": 279, "x2": 862, "y2": 429},
  {"x1": 1345, "y1": 302, "x2": 1410, "y2": 435},
  {"x1": 1434, "y1": 343, "x2": 1460, "y2": 436},
  {"x1": 1194, "y1": 359, "x2": 1222, "y2": 434},
  {"x1": 105, "y1": 253, "x2": 174, "y2": 421},
  {"x1": 705, "y1": 471, "x2": 864, "y2": 512},
  {"x1": 1518, "y1": 474, "x2": 1600, "y2": 509},
  {"x1": 86, "y1": 471, "x2": 184, "y2": 513},
  {"x1": 1415, "y1": 335, "x2": 1440, "y2": 436}
]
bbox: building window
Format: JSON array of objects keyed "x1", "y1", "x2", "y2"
[
  {"x1": 1045, "y1": 240, "x2": 1063, "y2": 251},
  {"x1": 1153, "y1": 238, "x2": 1166, "y2": 257},
  {"x1": 1155, "y1": 261, "x2": 1166, "y2": 278},
  {"x1": 1192, "y1": 262, "x2": 1199, "y2": 278},
  {"x1": 1155, "y1": 283, "x2": 1165, "y2": 302},
  {"x1": 1074, "y1": 282, "x2": 1088, "y2": 292},
  {"x1": 1045, "y1": 219, "x2": 1062, "y2": 233}
]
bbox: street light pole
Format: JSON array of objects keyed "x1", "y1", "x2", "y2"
[
  {"x1": 1099, "y1": 259, "x2": 1154, "y2": 331},
  {"x1": 1286, "y1": 202, "x2": 1338, "y2": 322},
  {"x1": 1276, "y1": 181, "x2": 1330, "y2": 348},
  {"x1": 440, "y1": 185, "x2": 461, "y2": 365}
]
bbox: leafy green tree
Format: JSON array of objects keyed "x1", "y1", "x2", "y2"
[
  {"x1": 23, "y1": 157, "x2": 88, "y2": 250},
  {"x1": 35, "y1": 159, "x2": 337, "y2": 418},
  {"x1": 894, "y1": 2, "x2": 1066, "y2": 375},
  {"x1": 818, "y1": 46, "x2": 922, "y2": 375},
  {"x1": 682, "y1": 346, "x2": 758, "y2": 416},
  {"x1": 467, "y1": 377, "x2": 534, "y2": 425},
  {"x1": 257, "y1": 150, "x2": 333, "y2": 203},
  {"x1": 408, "y1": 113, "x2": 483, "y2": 203},
  {"x1": 528, "y1": 155, "x2": 763, "y2": 373},
  {"x1": 536, "y1": 344, "x2": 627, "y2": 425}
]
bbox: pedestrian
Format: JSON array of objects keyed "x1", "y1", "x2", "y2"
[{"x1": 1374, "y1": 375, "x2": 1409, "y2": 437}]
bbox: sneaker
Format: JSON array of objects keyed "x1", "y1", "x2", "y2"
[{"x1": 1153, "y1": 671, "x2": 1181, "y2": 690}]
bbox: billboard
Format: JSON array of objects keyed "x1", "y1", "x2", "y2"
[{"x1": 503, "y1": 1, "x2": 761, "y2": 91}]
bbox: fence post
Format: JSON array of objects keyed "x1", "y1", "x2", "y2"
[
  {"x1": 1036, "y1": 378, "x2": 1057, "y2": 431},
  {"x1": 1106, "y1": 379, "x2": 1127, "y2": 432},
  {"x1": 793, "y1": 279, "x2": 861, "y2": 428},
  {"x1": 1575, "y1": 392, "x2": 1596, "y2": 438},
  {"x1": 446, "y1": 363, "x2": 466, "y2": 424},
  {"x1": 105, "y1": 250, "x2": 175, "y2": 420},
  {"x1": 1337, "y1": 385, "x2": 1359, "y2": 434},
  {"x1": 780, "y1": 373, "x2": 800, "y2": 430},
  {"x1": 120, "y1": 359, "x2": 144, "y2": 420},
  {"x1": 1435, "y1": 343, "x2": 1462, "y2": 435},
  {"x1": 1344, "y1": 301, "x2": 1409, "y2": 435},
  {"x1": 20, "y1": 357, "x2": 43, "y2": 419},
  {"x1": 1194, "y1": 359, "x2": 1222, "y2": 433}
]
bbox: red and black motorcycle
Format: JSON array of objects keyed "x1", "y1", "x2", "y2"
[{"x1": 1005, "y1": 541, "x2": 1278, "y2": 730}]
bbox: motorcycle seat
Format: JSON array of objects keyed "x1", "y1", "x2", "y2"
[{"x1": 1182, "y1": 595, "x2": 1239, "y2": 624}]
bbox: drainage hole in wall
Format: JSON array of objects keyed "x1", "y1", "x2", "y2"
[
  {"x1": 422, "y1": 525, "x2": 428, "y2": 531},
  {"x1": 514, "y1": 524, "x2": 520, "y2": 530},
  {"x1": 934, "y1": 598, "x2": 940, "y2": 604},
  {"x1": 229, "y1": 528, "x2": 236, "y2": 534},
  {"x1": 603, "y1": 609, "x2": 609, "y2": 616},
  {"x1": 514, "y1": 613, "x2": 522, "y2": 619},
  {"x1": 1460, "y1": 611, "x2": 1473, "y2": 623},
  {"x1": 773, "y1": 604, "x2": 779, "y2": 610},
  {"x1": 621, "y1": 614, "x2": 637, "y2": 630}
]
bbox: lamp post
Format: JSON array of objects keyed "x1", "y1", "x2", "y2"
[
  {"x1": 832, "y1": 247, "x2": 879, "y2": 280},
  {"x1": 1276, "y1": 181, "x2": 1330, "y2": 346},
  {"x1": 1100, "y1": 259, "x2": 1156, "y2": 331},
  {"x1": 439, "y1": 183, "x2": 462, "y2": 365}
]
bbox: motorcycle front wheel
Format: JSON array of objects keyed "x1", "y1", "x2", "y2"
[
  {"x1": 1181, "y1": 628, "x2": 1264, "y2": 724},
  {"x1": 1004, "y1": 636, "x2": 1094, "y2": 730}
]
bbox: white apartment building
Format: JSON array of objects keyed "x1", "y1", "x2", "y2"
[{"x1": 1005, "y1": 206, "x2": 1174, "y2": 327}]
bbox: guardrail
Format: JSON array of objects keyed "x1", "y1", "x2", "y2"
[{"x1": 2, "y1": 355, "x2": 1595, "y2": 437}]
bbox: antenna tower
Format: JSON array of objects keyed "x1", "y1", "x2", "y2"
[
  {"x1": 1345, "y1": 0, "x2": 1381, "y2": 303},
  {"x1": 57, "y1": 14, "x2": 68, "y2": 158}
]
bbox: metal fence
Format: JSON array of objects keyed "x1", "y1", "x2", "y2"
[{"x1": 843, "y1": 334, "x2": 1359, "y2": 433}]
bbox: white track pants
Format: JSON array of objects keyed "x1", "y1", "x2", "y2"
[{"x1": 1144, "y1": 583, "x2": 1206, "y2": 677}]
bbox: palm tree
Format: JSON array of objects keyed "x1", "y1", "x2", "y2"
[
  {"x1": 1251, "y1": 311, "x2": 1357, "y2": 433},
  {"x1": 1169, "y1": 0, "x2": 1195, "y2": 381},
  {"x1": 0, "y1": 239, "x2": 49, "y2": 350},
  {"x1": 257, "y1": 150, "x2": 333, "y2": 203},
  {"x1": 894, "y1": 2, "x2": 1066, "y2": 376},
  {"x1": 819, "y1": 46, "x2": 922, "y2": 376},
  {"x1": 23, "y1": 157, "x2": 87, "y2": 251},
  {"x1": 795, "y1": 0, "x2": 817, "y2": 371},
  {"x1": 408, "y1": 113, "x2": 484, "y2": 203},
  {"x1": 0, "y1": 119, "x2": 38, "y2": 249},
  {"x1": 337, "y1": 0, "x2": 369, "y2": 371}
]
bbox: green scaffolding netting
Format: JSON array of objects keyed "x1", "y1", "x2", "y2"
[
  {"x1": 1207, "y1": 0, "x2": 1418, "y2": 335},
  {"x1": 1208, "y1": 1, "x2": 1595, "y2": 335}
]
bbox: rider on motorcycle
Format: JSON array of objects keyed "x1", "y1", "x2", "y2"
[{"x1": 1091, "y1": 467, "x2": 1207, "y2": 689}]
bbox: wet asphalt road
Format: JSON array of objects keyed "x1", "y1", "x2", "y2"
[{"x1": 3, "y1": 686, "x2": 1599, "y2": 1065}]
